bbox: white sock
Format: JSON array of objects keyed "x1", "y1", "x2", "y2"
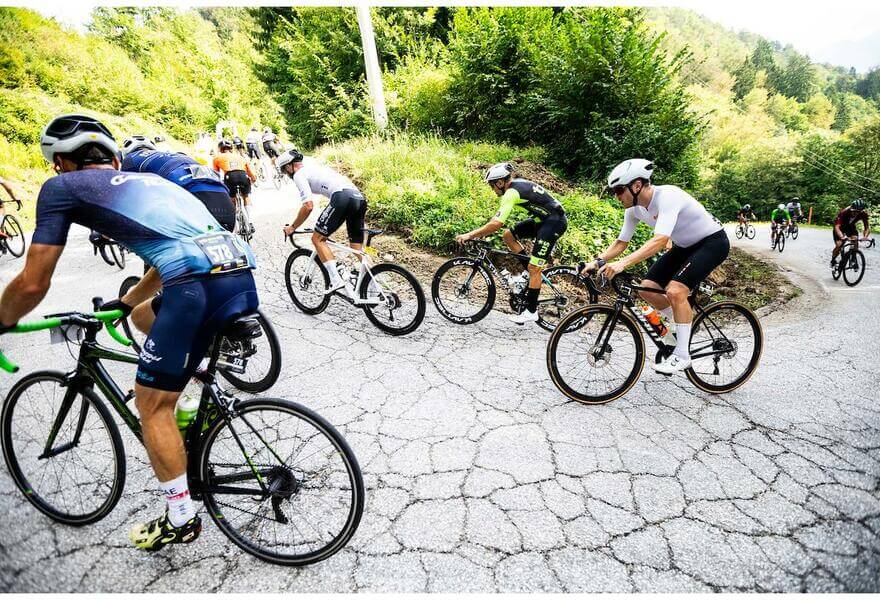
[
  {"x1": 673, "y1": 323, "x2": 691, "y2": 360},
  {"x1": 659, "y1": 307, "x2": 674, "y2": 322},
  {"x1": 160, "y1": 473, "x2": 196, "y2": 527},
  {"x1": 324, "y1": 260, "x2": 342, "y2": 285},
  {"x1": 243, "y1": 204, "x2": 252, "y2": 219}
]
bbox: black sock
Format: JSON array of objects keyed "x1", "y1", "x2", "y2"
[{"x1": 526, "y1": 286, "x2": 540, "y2": 313}]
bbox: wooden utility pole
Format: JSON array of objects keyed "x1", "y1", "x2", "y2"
[{"x1": 355, "y1": 5, "x2": 388, "y2": 130}]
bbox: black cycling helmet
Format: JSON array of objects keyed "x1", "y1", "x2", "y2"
[
  {"x1": 852, "y1": 198, "x2": 866, "y2": 211},
  {"x1": 218, "y1": 139, "x2": 233, "y2": 151},
  {"x1": 743, "y1": 203, "x2": 751, "y2": 211}
]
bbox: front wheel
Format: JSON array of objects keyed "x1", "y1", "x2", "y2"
[
  {"x1": 1, "y1": 371, "x2": 126, "y2": 525},
  {"x1": 431, "y1": 257, "x2": 495, "y2": 325},
  {"x1": 360, "y1": 263, "x2": 426, "y2": 335},
  {"x1": 685, "y1": 301, "x2": 763, "y2": 394},
  {"x1": 217, "y1": 311, "x2": 282, "y2": 393},
  {"x1": 546, "y1": 305, "x2": 645, "y2": 405},
  {"x1": 536, "y1": 265, "x2": 599, "y2": 332},
  {"x1": 199, "y1": 398, "x2": 364, "y2": 566},
  {"x1": 776, "y1": 232, "x2": 785, "y2": 252},
  {"x1": 746, "y1": 225, "x2": 756, "y2": 239},
  {"x1": 2, "y1": 215, "x2": 26, "y2": 257},
  {"x1": 842, "y1": 249, "x2": 866, "y2": 287},
  {"x1": 791, "y1": 224, "x2": 799, "y2": 240},
  {"x1": 284, "y1": 249, "x2": 330, "y2": 314}
]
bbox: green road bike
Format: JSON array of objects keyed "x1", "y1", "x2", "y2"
[{"x1": 0, "y1": 303, "x2": 364, "y2": 566}]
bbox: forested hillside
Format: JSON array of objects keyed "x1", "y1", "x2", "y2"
[{"x1": 2, "y1": 5, "x2": 879, "y2": 244}]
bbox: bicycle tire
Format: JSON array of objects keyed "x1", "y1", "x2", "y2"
[
  {"x1": 746, "y1": 225, "x2": 755, "y2": 239},
  {"x1": 791, "y1": 224, "x2": 799, "y2": 240},
  {"x1": 685, "y1": 301, "x2": 763, "y2": 394},
  {"x1": 217, "y1": 310, "x2": 282, "y2": 393},
  {"x1": 284, "y1": 248, "x2": 331, "y2": 314},
  {"x1": 2, "y1": 215, "x2": 26, "y2": 258},
  {"x1": 98, "y1": 243, "x2": 116, "y2": 267},
  {"x1": 536, "y1": 265, "x2": 599, "y2": 332},
  {"x1": 431, "y1": 257, "x2": 496, "y2": 325},
  {"x1": 359, "y1": 263, "x2": 426, "y2": 336},
  {"x1": 777, "y1": 232, "x2": 785, "y2": 252},
  {"x1": 109, "y1": 243, "x2": 125, "y2": 270},
  {"x1": 198, "y1": 398, "x2": 364, "y2": 566},
  {"x1": 1, "y1": 371, "x2": 126, "y2": 525},
  {"x1": 842, "y1": 249, "x2": 866, "y2": 287},
  {"x1": 117, "y1": 275, "x2": 147, "y2": 354},
  {"x1": 546, "y1": 304, "x2": 645, "y2": 405},
  {"x1": 735, "y1": 226, "x2": 744, "y2": 239}
]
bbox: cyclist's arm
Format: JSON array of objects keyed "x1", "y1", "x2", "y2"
[
  {"x1": 619, "y1": 234, "x2": 669, "y2": 270},
  {"x1": 0, "y1": 243, "x2": 64, "y2": 326},
  {"x1": 834, "y1": 212, "x2": 846, "y2": 238},
  {"x1": 0, "y1": 176, "x2": 17, "y2": 202},
  {"x1": 120, "y1": 268, "x2": 162, "y2": 307},
  {"x1": 245, "y1": 161, "x2": 256, "y2": 182},
  {"x1": 862, "y1": 213, "x2": 870, "y2": 238},
  {"x1": 212, "y1": 156, "x2": 225, "y2": 177},
  {"x1": 463, "y1": 188, "x2": 518, "y2": 240}
]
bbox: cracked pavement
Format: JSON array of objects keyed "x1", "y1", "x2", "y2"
[{"x1": 0, "y1": 189, "x2": 878, "y2": 592}]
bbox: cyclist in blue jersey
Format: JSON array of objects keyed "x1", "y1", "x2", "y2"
[
  {"x1": 0, "y1": 114, "x2": 259, "y2": 553},
  {"x1": 121, "y1": 136, "x2": 236, "y2": 232}
]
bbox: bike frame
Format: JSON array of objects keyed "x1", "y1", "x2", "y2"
[{"x1": 464, "y1": 242, "x2": 571, "y2": 305}]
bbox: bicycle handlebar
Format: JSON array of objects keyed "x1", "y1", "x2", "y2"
[
  {"x1": 284, "y1": 225, "x2": 314, "y2": 248},
  {"x1": 0, "y1": 309, "x2": 130, "y2": 373}
]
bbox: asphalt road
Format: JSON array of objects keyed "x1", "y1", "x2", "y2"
[{"x1": 0, "y1": 189, "x2": 878, "y2": 592}]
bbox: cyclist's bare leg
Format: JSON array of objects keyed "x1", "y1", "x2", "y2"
[
  {"x1": 501, "y1": 229, "x2": 525, "y2": 254},
  {"x1": 665, "y1": 281, "x2": 693, "y2": 325},
  {"x1": 131, "y1": 300, "x2": 156, "y2": 335},
  {"x1": 134, "y1": 384, "x2": 186, "y2": 481},
  {"x1": 638, "y1": 279, "x2": 669, "y2": 310},
  {"x1": 313, "y1": 232, "x2": 335, "y2": 263}
]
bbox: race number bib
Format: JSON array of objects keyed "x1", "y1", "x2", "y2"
[{"x1": 193, "y1": 232, "x2": 249, "y2": 274}]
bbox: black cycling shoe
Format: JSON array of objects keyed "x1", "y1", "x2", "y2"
[{"x1": 130, "y1": 511, "x2": 202, "y2": 551}]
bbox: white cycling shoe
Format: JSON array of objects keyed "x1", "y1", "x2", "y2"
[
  {"x1": 652, "y1": 353, "x2": 691, "y2": 374},
  {"x1": 326, "y1": 279, "x2": 355, "y2": 299},
  {"x1": 510, "y1": 310, "x2": 539, "y2": 325}
]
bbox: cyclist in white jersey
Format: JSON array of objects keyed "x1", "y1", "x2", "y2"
[
  {"x1": 278, "y1": 150, "x2": 368, "y2": 296},
  {"x1": 786, "y1": 198, "x2": 803, "y2": 223},
  {"x1": 580, "y1": 159, "x2": 729, "y2": 374}
]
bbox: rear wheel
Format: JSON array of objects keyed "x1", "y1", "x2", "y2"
[
  {"x1": 842, "y1": 249, "x2": 865, "y2": 287},
  {"x1": 2, "y1": 214, "x2": 26, "y2": 257},
  {"x1": 536, "y1": 265, "x2": 598, "y2": 332},
  {"x1": 284, "y1": 249, "x2": 330, "y2": 314},
  {"x1": 1, "y1": 371, "x2": 125, "y2": 525},
  {"x1": 217, "y1": 311, "x2": 282, "y2": 393},
  {"x1": 431, "y1": 258, "x2": 495, "y2": 325},
  {"x1": 359, "y1": 263, "x2": 426, "y2": 335},
  {"x1": 199, "y1": 398, "x2": 364, "y2": 566},
  {"x1": 735, "y1": 225, "x2": 744, "y2": 239}
]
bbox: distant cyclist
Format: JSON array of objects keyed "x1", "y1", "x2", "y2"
[
  {"x1": 580, "y1": 159, "x2": 728, "y2": 374},
  {"x1": 278, "y1": 149, "x2": 367, "y2": 298},
  {"x1": 232, "y1": 134, "x2": 245, "y2": 156},
  {"x1": 0, "y1": 173, "x2": 21, "y2": 239},
  {"x1": 213, "y1": 140, "x2": 257, "y2": 233},
  {"x1": 736, "y1": 204, "x2": 756, "y2": 226},
  {"x1": 786, "y1": 197, "x2": 803, "y2": 224},
  {"x1": 261, "y1": 128, "x2": 282, "y2": 167},
  {"x1": 831, "y1": 199, "x2": 871, "y2": 266},
  {"x1": 245, "y1": 127, "x2": 262, "y2": 160},
  {"x1": 0, "y1": 114, "x2": 258, "y2": 553},
  {"x1": 121, "y1": 136, "x2": 236, "y2": 232},
  {"x1": 769, "y1": 203, "x2": 791, "y2": 244},
  {"x1": 455, "y1": 162, "x2": 568, "y2": 325}
]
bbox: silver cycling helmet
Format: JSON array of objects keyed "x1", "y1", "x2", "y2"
[
  {"x1": 777, "y1": 203, "x2": 786, "y2": 210},
  {"x1": 276, "y1": 148, "x2": 304, "y2": 173},
  {"x1": 485, "y1": 162, "x2": 514, "y2": 183},
  {"x1": 40, "y1": 114, "x2": 119, "y2": 164},
  {"x1": 121, "y1": 135, "x2": 157, "y2": 157},
  {"x1": 607, "y1": 159, "x2": 654, "y2": 189}
]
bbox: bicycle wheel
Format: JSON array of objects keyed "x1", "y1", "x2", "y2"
[
  {"x1": 842, "y1": 249, "x2": 865, "y2": 287},
  {"x1": 686, "y1": 301, "x2": 763, "y2": 394},
  {"x1": 791, "y1": 224, "x2": 799, "y2": 240},
  {"x1": 1, "y1": 371, "x2": 126, "y2": 525},
  {"x1": 199, "y1": 398, "x2": 364, "y2": 566},
  {"x1": 546, "y1": 305, "x2": 645, "y2": 405},
  {"x1": 536, "y1": 265, "x2": 598, "y2": 332},
  {"x1": 431, "y1": 258, "x2": 495, "y2": 325},
  {"x1": 777, "y1": 232, "x2": 785, "y2": 252},
  {"x1": 2, "y1": 214, "x2": 26, "y2": 257},
  {"x1": 98, "y1": 243, "x2": 116, "y2": 267},
  {"x1": 746, "y1": 225, "x2": 755, "y2": 239},
  {"x1": 284, "y1": 248, "x2": 330, "y2": 314},
  {"x1": 108, "y1": 243, "x2": 125, "y2": 269},
  {"x1": 218, "y1": 310, "x2": 282, "y2": 393},
  {"x1": 735, "y1": 226, "x2": 744, "y2": 239},
  {"x1": 359, "y1": 263, "x2": 426, "y2": 335}
]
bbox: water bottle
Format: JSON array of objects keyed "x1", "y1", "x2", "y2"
[
  {"x1": 640, "y1": 305, "x2": 669, "y2": 337},
  {"x1": 175, "y1": 395, "x2": 200, "y2": 434}
]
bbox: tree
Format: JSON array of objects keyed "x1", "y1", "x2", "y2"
[
  {"x1": 855, "y1": 67, "x2": 880, "y2": 101},
  {"x1": 732, "y1": 57, "x2": 757, "y2": 100},
  {"x1": 776, "y1": 53, "x2": 817, "y2": 101}
]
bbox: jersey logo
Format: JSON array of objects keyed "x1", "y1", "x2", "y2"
[
  {"x1": 110, "y1": 174, "x2": 174, "y2": 188},
  {"x1": 532, "y1": 185, "x2": 546, "y2": 195}
]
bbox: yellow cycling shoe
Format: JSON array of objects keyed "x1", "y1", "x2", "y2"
[{"x1": 130, "y1": 511, "x2": 202, "y2": 551}]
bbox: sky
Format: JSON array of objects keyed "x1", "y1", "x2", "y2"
[{"x1": 24, "y1": 0, "x2": 880, "y2": 73}]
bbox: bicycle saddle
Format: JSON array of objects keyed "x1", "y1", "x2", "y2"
[{"x1": 222, "y1": 313, "x2": 262, "y2": 340}]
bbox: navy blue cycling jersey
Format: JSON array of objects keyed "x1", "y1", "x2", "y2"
[
  {"x1": 121, "y1": 149, "x2": 228, "y2": 195},
  {"x1": 33, "y1": 169, "x2": 256, "y2": 284}
]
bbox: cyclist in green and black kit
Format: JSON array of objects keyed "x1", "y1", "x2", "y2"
[
  {"x1": 455, "y1": 163, "x2": 567, "y2": 325},
  {"x1": 769, "y1": 203, "x2": 790, "y2": 246}
]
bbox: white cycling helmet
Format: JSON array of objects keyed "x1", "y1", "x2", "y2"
[
  {"x1": 607, "y1": 158, "x2": 654, "y2": 189},
  {"x1": 777, "y1": 203, "x2": 785, "y2": 210},
  {"x1": 121, "y1": 135, "x2": 157, "y2": 157},
  {"x1": 276, "y1": 148, "x2": 304, "y2": 172},
  {"x1": 485, "y1": 162, "x2": 514, "y2": 183},
  {"x1": 40, "y1": 114, "x2": 119, "y2": 164}
]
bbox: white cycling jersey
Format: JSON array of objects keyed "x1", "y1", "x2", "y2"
[
  {"x1": 786, "y1": 202, "x2": 801, "y2": 213},
  {"x1": 261, "y1": 132, "x2": 276, "y2": 143},
  {"x1": 246, "y1": 131, "x2": 261, "y2": 145},
  {"x1": 618, "y1": 185, "x2": 722, "y2": 248},
  {"x1": 292, "y1": 157, "x2": 357, "y2": 203}
]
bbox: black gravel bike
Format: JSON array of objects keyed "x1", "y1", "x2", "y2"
[
  {"x1": 115, "y1": 275, "x2": 282, "y2": 393},
  {"x1": 432, "y1": 240, "x2": 598, "y2": 332},
  {"x1": 0, "y1": 199, "x2": 25, "y2": 259},
  {"x1": 770, "y1": 224, "x2": 786, "y2": 252},
  {"x1": 0, "y1": 302, "x2": 363, "y2": 566},
  {"x1": 832, "y1": 237, "x2": 874, "y2": 287},
  {"x1": 734, "y1": 220, "x2": 755, "y2": 240},
  {"x1": 546, "y1": 273, "x2": 763, "y2": 404}
]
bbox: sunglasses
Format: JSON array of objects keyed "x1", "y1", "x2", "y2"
[{"x1": 611, "y1": 185, "x2": 627, "y2": 197}]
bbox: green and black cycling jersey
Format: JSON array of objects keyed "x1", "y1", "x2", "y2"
[
  {"x1": 770, "y1": 208, "x2": 791, "y2": 224},
  {"x1": 493, "y1": 179, "x2": 565, "y2": 224}
]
